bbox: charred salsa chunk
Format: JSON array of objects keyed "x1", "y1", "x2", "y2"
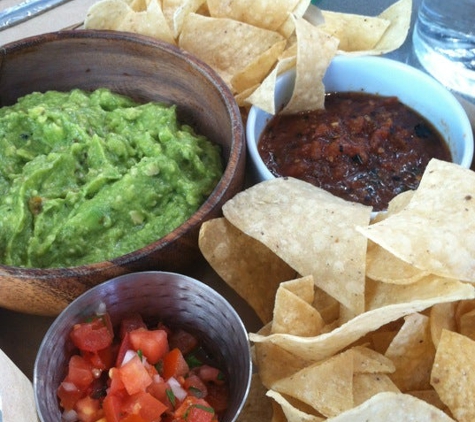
[
  {"x1": 258, "y1": 92, "x2": 451, "y2": 211},
  {"x1": 58, "y1": 312, "x2": 228, "y2": 422}
]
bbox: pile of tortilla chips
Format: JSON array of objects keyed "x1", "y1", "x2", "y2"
[
  {"x1": 199, "y1": 158, "x2": 475, "y2": 422},
  {"x1": 84, "y1": 0, "x2": 412, "y2": 114}
]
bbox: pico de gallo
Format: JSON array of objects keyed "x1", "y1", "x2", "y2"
[{"x1": 57, "y1": 311, "x2": 229, "y2": 422}]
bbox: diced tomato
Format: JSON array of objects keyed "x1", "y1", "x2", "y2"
[
  {"x1": 108, "y1": 367, "x2": 126, "y2": 396},
  {"x1": 121, "y1": 414, "x2": 147, "y2": 422},
  {"x1": 197, "y1": 365, "x2": 224, "y2": 384},
  {"x1": 129, "y1": 328, "x2": 169, "y2": 364},
  {"x1": 156, "y1": 322, "x2": 172, "y2": 337},
  {"x1": 75, "y1": 396, "x2": 103, "y2": 422},
  {"x1": 174, "y1": 396, "x2": 216, "y2": 422},
  {"x1": 145, "y1": 361, "x2": 160, "y2": 380},
  {"x1": 205, "y1": 383, "x2": 229, "y2": 414},
  {"x1": 147, "y1": 377, "x2": 173, "y2": 409},
  {"x1": 162, "y1": 348, "x2": 189, "y2": 380},
  {"x1": 119, "y1": 354, "x2": 153, "y2": 395},
  {"x1": 103, "y1": 393, "x2": 123, "y2": 422},
  {"x1": 59, "y1": 312, "x2": 228, "y2": 422},
  {"x1": 183, "y1": 374, "x2": 207, "y2": 399},
  {"x1": 67, "y1": 355, "x2": 94, "y2": 389},
  {"x1": 82, "y1": 344, "x2": 114, "y2": 370},
  {"x1": 70, "y1": 315, "x2": 114, "y2": 353},
  {"x1": 119, "y1": 313, "x2": 147, "y2": 339},
  {"x1": 116, "y1": 332, "x2": 133, "y2": 367},
  {"x1": 123, "y1": 391, "x2": 168, "y2": 421},
  {"x1": 57, "y1": 380, "x2": 84, "y2": 410},
  {"x1": 168, "y1": 329, "x2": 198, "y2": 355}
]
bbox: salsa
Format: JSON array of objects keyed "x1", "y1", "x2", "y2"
[
  {"x1": 258, "y1": 92, "x2": 451, "y2": 210},
  {"x1": 57, "y1": 311, "x2": 229, "y2": 422},
  {"x1": 0, "y1": 88, "x2": 223, "y2": 268}
]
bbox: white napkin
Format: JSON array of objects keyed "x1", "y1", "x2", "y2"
[
  {"x1": 0, "y1": 349, "x2": 39, "y2": 422},
  {"x1": 1, "y1": 0, "x2": 97, "y2": 46}
]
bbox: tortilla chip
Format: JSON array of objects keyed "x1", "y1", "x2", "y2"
[
  {"x1": 179, "y1": 13, "x2": 285, "y2": 88},
  {"x1": 234, "y1": 84, "x2": 259, "y2": 107},
  {"x1": 384, "y1": 313, "x2": 436, "y2": 392},
  {"x1": 455, "y1": 299, "x2": 475, "y2": 328},
  {"x1": 207, "y1": 0, "x2": 305, "y2": 31},
  {"x1": 162, "y1": 0, "x2": 205, "y2": 38},
  {"x1": 324, "y1": 392, "x2": 456, "y2": 421},
  {"x1": 430, "y1": 302, "x2": 457, "y2": 348},
  {"x1": 84, "y1": 0, "x2": 133, "y2": 29},
  {"x1": 272, "y1": 285, "x2": 325, "y2": 336},
  {"x1": 357, "y1": 159, "x2": 475, "y2": 282},
  {"x1": 312, "y1": 286, "x2": 340, "y2": 325},
  {"x1": 266, "y1": 390, "x2": 325, "y2": 422},
  {"x1": 408, "y1": 390, "x2": 450, "y2": 413},
  {"x1": 373, "y1": 0, "x2": 413, "y2": 54},
  {"x1": 85, "y1": 0, "x2": 176, "y2": 44},
  {"x1": 249, "y1": 278, "x2": 474, "y2": 362},
  {"x1": 222, "y1": 177, "x2": 372, "y2": 317},
  {"x1": 323, "y1": 0, "x2": 412, "y2": 56},
  {"x1": 282, "y1": 17, "x2": 339, "y2": 114},
  {"x1": 128, "y1": 0, "x2": 147, "y2": 11},
  {"x1": 198, "y1": 217, "x2": 296, "y2": 324},
  {"x1": 231, "y1": 40, "x2": 287, "y2": 94},
  {"x1": 366, "y1": 241, "x2": 430, "y2": 285},
  {"x1": 243, "y1": 54, "x2": 296, "y2": 113},
  {"x1": 458, "y1": 308, "x2": 475, "y2": 341},
  {"x1": 254, "y1": 337, "x2": 314, "y2": 389},
  {"x1": 352, "y1": 373, "x2": 400, "y2": 407},
  {"x1": 271, "y1": 350, "x2": 354, "y2": 417},
  {"x1": 319, "y1": 11, "x2": 390, "y2": 52},
  {"x1": 370, "y1": 329, "x2": 399, "y2": 355},
  {"x1": 281, "y1": 275, "x2": 315, "y2": 304},
  {"x1": 365, "y1": 276, "x2": 471, "y2": 311},
  {"x1": 351, "y1": 346, "x2": 395, "y2": 374},
  {"x1": 431, "y1": 330, "x2": 475, "y2": 421},
  {"x1": 128, "y1": 0, "x2": 176, "y2": 43}
]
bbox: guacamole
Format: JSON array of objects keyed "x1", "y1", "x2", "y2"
[{"x1": 0, "y1": 88, "x2": 223, "y2": 268}]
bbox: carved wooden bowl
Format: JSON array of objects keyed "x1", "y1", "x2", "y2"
[{"x1": 0, "y1": 30, "x2": 246, "y2": 316}]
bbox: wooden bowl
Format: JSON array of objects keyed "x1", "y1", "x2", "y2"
[{"x1": 0, "y1": 30, "x2": 246, "y2": 316}]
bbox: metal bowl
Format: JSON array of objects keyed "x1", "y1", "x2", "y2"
[{"x1": 33, "y1": 271, "x2": 252, "y2": 422}]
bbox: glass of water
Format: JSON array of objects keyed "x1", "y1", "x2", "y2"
[{"x1": 412, "y1": 0, "x2": 475, "y2": 98}]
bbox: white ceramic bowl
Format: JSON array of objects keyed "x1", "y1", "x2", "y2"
[{"x1": 246, "y1": 55, "x2": 474, "y2": 187}]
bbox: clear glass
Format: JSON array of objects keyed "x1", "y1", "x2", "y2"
[{"x1": 412, "y1": 0, "x2": 475, "y2": 98}]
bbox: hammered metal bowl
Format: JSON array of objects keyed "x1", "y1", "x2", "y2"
[{"x1": 34, "y1": 271, "x2": 252, "y2": 422}]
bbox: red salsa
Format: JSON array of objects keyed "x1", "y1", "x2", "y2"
[
  {"x1": 57, "y1": 312, "x2": 229, "y2": 422},
  {"x1": 258, "y1": 92, "x2": 451, "y2": 210}
]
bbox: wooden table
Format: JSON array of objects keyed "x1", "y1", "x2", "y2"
[{"x1": 0, "y1": 0, "x2": 474, "y2": 391}]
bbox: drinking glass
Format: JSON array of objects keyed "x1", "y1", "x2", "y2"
[{"x1": 412, "y1": 0, "x2": 475, "y2": 98}]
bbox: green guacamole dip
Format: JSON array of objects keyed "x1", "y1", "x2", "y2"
[{"x1": 0, "y1": 88, "x2": 223, "y2": 268}]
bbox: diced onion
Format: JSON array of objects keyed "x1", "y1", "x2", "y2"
[
  {"x1": 62, "y1": 409, "x2": 78, "y2": 422},
  {"x1": 121, "y1": 350, "x2": 137, "y2": 366},
  {"x1": 153, "y1": 374, "x2": 164, "y2": 383},
  {"x1": 168, "y1": 377, "x2": 187, "y2": 402},
  {"x1": 95, "y1": 302, "x2": 107, "y2": 316},
  {"x1": 61, "y1": 382, "x2": 78, "y2": 392}
]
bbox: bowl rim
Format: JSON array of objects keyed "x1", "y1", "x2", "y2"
[
  {"x1": 0, "y1": 30, "x2": 246, "y2": 275},
  {"x1": 246, "y1": 54, "x2": 475, "y2": 183}
]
